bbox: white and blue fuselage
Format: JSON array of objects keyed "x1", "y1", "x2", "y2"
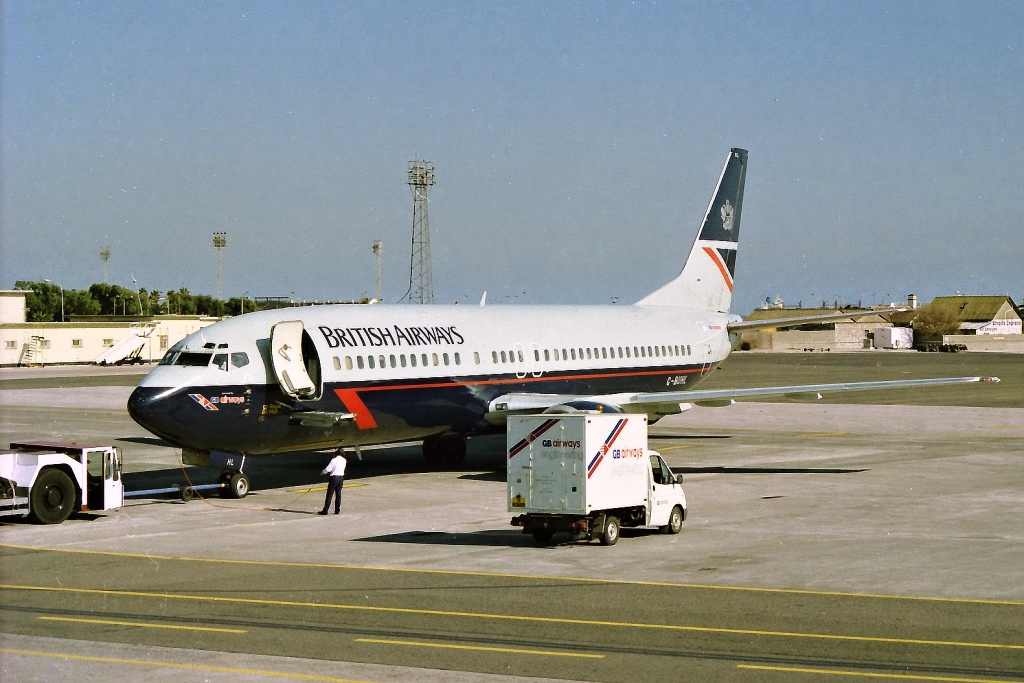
[{"x1": 127, "y1": 303, "x2": 735, "y2": 456}]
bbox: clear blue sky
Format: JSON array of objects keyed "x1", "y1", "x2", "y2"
[{"x1": 3, "y1": 1, "x2": 1021, "y2": 311}]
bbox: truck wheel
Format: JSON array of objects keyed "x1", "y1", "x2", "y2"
[
  {"x1": 29, "y1": 469, "x2": 76, "y2": 524},
  {"x1": 226, "y1": 472, "x2": 250, "y2": 499},
  {"x1": 662, "y1": 505, "x2": 684, "y2": 535},
  {"x1": 600, "y1": 516, "x2": 620, "y2": 546}
]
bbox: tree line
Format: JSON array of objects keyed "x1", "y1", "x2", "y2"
[
  {"x1": 15, "y1": 281, "x2": 266, "y2": 322},
  {"x1": 13, "y1": 280, "x2": 966, "y2": 340}
]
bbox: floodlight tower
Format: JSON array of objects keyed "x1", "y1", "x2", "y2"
[
  {"x1": 213, "y1": 231, "x2": 227, "y2": 301},
  {"x1": 100, "y1": 246, "x2": 111, "y2": 284},
  {"x1": 372, "y1": 239, "x2": 383, "y2": 302},
  {"x1": 406, "y1": 161, "x2": 435, "y2": 304}
]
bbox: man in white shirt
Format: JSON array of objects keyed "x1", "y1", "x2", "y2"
[{"x1": 319, "y1": 450, "x2": 347, "y2": 515}]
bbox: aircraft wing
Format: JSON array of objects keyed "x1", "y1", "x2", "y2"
[{"x1": 487, "y1": 375, "x2": 999, "y2": 421}]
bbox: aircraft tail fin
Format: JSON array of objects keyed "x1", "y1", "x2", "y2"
[{"x1": 635, "y1": 148, "x2": 747, "y2": 312}]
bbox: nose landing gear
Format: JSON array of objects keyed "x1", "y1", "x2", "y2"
[
  {"x1": 183, "y1": 449, "x2": 251, "y2": 499},
  {"x1": 219, "y1": 470, "x2": 250, "y2": 499}
]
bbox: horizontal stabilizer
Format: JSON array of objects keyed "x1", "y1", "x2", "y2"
[{"x1": 727, "y1": 309, "x2": 907, "y2": 333}]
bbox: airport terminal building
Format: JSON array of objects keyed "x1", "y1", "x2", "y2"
[{"x1": 1, "y1": 290, "x2": 217, "y2": 367}]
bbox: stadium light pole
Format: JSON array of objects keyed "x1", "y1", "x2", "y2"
[
  {"x1": 43, "y1": 279, "x2": 64, "y2": 322},
  {"x1": 132, "y1": 275, "x2": 143, "y2": 315}
]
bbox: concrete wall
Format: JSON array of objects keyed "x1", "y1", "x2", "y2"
[
  {"x1": 0, "y1": 291, "x2": 27, "y2": 324},
  {"x1": 942, "y1": 334, "x2": 1024, "y2": 353}
]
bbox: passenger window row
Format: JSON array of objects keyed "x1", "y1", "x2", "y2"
[
  {"x1": 331, "y1": 343, "x2": 695, "y2": 373},
  {"x1": 333, "y1": 352, "x2": 464, "y2": 372}
]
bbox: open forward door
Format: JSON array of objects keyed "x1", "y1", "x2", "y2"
[{"x1": 270, "y1": 321, "x2": 321, "y2": 399}]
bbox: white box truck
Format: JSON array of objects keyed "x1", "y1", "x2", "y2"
[
  {"x1": 0, "y1": 441, "x2": 125, "y2": 524},
  {"x1": 507, "y1": 414, "x2": 686, "y2": 545}
]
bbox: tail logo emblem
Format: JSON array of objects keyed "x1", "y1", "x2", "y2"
[{"x1": 720, "y1": 200, "x2": 735, "y2": 232}]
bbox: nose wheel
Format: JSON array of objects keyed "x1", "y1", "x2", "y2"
[{"x1": 218, "y1": 470, "x2": 250, "y2": 499}]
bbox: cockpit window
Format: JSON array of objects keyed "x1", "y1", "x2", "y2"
[
  {"x1": 175, "y1": 351, "x2": 214, "y2": 366},
  {"x1": 159, "y1": 341, "x2": 185, "y2": 366},
  {"x1": 230, "y1": 352, "x2": 249, "y2": 369},
  {"x1": 212, "y1": 353, "x2": 229, "y2": 371}
]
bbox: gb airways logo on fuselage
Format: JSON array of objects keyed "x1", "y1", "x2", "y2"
[{"x1": 190, "y1": 393, "x2": 247, "y2": 411}]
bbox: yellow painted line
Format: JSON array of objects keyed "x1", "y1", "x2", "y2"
[
  {"x1": 4, "y1": 584, "x2": 1022, "y2": 651},
  {"x1": 655, "y1": 444, "x2": 697, "y2": 452},
  {"x1": 0, "y1": 648, "x2": 380, "y2": 682},
  {"x1": 39, "y1": 615, "x2": 247, "y2": 634},
  {"x1": 290, "y1": 482, "x2": 366, "y2": 493},
  {"x1": 3, "y1": 543, "x2": 1022, "y2": 607},
  {"x1": 738, "y1": 664, "x2": 1013, "y2": 682},
  {"x1": 355, "y1": 637, "x2": 603, "y2": 659}
]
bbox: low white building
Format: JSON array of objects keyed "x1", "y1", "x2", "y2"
[
  {"x1": 1, "y1": 290, "x2": 218, "y2": 366},
  {"x1": 874, "y1": 326, "x2": 914, "y2": 349}
]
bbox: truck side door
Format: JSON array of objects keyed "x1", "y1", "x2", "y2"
[{"x1": 86, "y1": 448, "x2": 124, "y2": 511}]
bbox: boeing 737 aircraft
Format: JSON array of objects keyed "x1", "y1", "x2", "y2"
[{"x1": 128, "y1": 149, "x2": 996, "y2": 497}]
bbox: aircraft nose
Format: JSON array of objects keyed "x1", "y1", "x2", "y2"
[
  {"x1": 127, "y1": 385, "x2": 180, "y2": 441},
  {"x1": 126, "y1": 385, "x2": 152, "y2": 424}
]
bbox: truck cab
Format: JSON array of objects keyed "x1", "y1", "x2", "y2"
[
  {"x1": 0, "y1": 442, "x2": 124, "y2": 524},
  {"x1": 648, "y1": 451, "x2": 686, "y2": 533}
]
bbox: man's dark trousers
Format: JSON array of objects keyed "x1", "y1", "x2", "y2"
[{"x1": 322, "y1": 475, "x2": 344, "y2": 513}]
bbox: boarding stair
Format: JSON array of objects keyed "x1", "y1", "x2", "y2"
[
  {"x1": 93, "y1": 325, "x2": 154, "y2": 365},
  {"x1": 18, "y1": 336, "x2": 45, "y2": 367}
]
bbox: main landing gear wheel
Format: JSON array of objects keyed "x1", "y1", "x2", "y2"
[
  {"x1": 599, "y1": 515, "x2": 620, "y2": 546},
  {"x1": 220, "y1": 471, "x2": 250, "y2": 499},
  {"x1": 422, "y1": 435, "x2": 467, "y2": 465},
  {"x1": 29, "y1": 468, "x2": 76, "y2": 525}
]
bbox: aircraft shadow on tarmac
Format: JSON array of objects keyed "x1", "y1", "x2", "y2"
[{"x1": 118, "y1": 438, "x2": 509, "y2": 499}]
